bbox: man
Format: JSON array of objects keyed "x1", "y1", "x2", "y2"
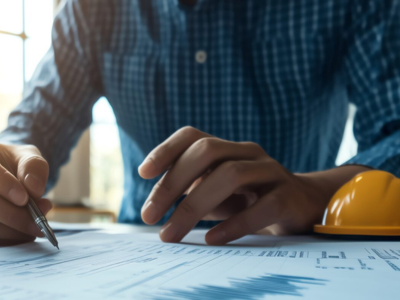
[{"x1": 0, "y1": 0, "x2": 399, "y2": 245}]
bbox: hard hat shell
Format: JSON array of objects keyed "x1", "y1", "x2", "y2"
[{"x1": 314, "y1": 170, "x2": 400, "y2": 236}]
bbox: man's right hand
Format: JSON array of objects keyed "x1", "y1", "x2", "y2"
[{"x1": 0, "y1": 144, "x2": 52, "y2": 245}]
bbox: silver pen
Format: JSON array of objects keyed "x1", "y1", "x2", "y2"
[
  {"x1": 27, "y1": 196, "x2": 59, "y2": 249},
  {"x1": 0, "y1": 152, "x2": 59, "y2": 249}
]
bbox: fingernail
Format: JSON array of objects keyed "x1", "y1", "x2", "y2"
[
  {"x1": 207, "y1": 229, "x2": 226, "y2": 245},
  {"x1": 24, "y1": 174, "x2": 45, "y2": 196},
  {"x1": 142, "y1": 201, "x2": 159, "y2": 224},
  {"x1": 8, "y1": 188, "x2": 28, "y2": 206},
  {"x1": 160, "y1": 222, "x2": 178, "y2": 242}
]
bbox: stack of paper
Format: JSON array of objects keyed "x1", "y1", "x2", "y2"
[{"x1": 0, "y1": 231, "x2": 399, "y2": 299}]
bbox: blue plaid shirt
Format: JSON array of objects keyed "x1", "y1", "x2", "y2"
[{"x1": 1, "y1": 0, "x2": 400, "y2": 225}]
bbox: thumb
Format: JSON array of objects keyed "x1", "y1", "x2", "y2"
[{"x1": 14, "y1": 145, "x2": 49, "y2": 199}]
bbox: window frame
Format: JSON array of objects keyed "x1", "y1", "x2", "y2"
[
  {"x1": 0, "y1": 0, "x2": 27, "y2": 88},
  {"x1": 0, "y1": 0, "x2": 61, "y2": 85}
]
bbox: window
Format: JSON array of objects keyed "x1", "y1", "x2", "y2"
[
  {"x1": 336, "y1": 104, "x2": 358, "y2": 166},
  {"x1": 0, "y1": 0, "x2": 54, "y2": 130},
  {"x1": 91, "y1": 98, "x2": 123, "y2": 214},
  {"x1": 0, "y1": 0, "x2": 123, "y2": 217}
]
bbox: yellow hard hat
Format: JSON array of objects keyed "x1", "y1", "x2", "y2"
[{"x1": 314, "y1": 170, "x2": 400, "y2": 236}]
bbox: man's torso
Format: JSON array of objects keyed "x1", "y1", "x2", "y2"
[{"x1": 85, "y1": 0, "x2": 353, "y2": 223}]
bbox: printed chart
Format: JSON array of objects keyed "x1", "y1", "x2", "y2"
[{"x1": 0, "y1": 232, "x2": 399, "y2": 299}]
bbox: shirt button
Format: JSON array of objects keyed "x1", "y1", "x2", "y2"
[{"x1": 195, "y1": 50, "x2": 207, "y2": 64}]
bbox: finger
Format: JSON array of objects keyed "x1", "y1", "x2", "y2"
[
  {"x1": 158, "y1": 159, "x2": 279, "y2": 242},
  {"x1": 205, "y1": 190, "x2": 286, "y2": 245},
  {"x1": 0, "y1": 197, "x2": 52, "y2": 237},
  {"x1": 142, "y1": 139, "x2": 266, "y2": 225},
  {"x1": 0, "y1": 222, "x2": 36, "y2": 246},
  {"x1": 138, "y1": 126, "x2": 209, "y2": 179},
  {"x1": 202, "y1": 193, "x2": 257, "y2": 221},
  {"x1": 0, "y1": 164, "x2": 29, "y2": 206},
  {"x1": 14, "y1": 145, "x2": 49, "y2": 198},
  {"x1": 184, "y1": 175, "x2": 205, "y2": 195}
]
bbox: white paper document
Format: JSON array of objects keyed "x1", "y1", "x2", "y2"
[{"x1": 0, "y1": 231, "x2": 399, "y2": 299}]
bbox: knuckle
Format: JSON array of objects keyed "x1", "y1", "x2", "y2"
[
  {"x1": 249, "y1": 142, "x2": 263, "y2": 151},
  {"x1": 262, "y1": 158, "x2": 281, "y2": 173},
  {"x1": 193, "y1": 138, "x2": 217, "y2": 157},
  {"x1": 241, "y1": 142, "x2": 266, "y2": 156},
  {"x1": 261, "y1": 157, "x2": 276, "y2": 168},
  {"x1": 253, "y1": 144, "x2": 266, "y2": 156},
  {"x1": 179, "y1": 126, "x2": 198, "y2": 137}
]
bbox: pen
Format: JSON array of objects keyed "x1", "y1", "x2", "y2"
[
  {"x1": 0, "y1": 152, "x2": 59, "y2": 250},
  {"x1": 27, "y1": 197, "x2": 59, "y2": 250}
]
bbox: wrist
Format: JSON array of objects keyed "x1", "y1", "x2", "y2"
[{"x1": 296, "y1": 165, "x2": 371, "y2": 207}]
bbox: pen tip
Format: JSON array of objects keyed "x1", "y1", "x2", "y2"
[{"x1": 56, "y1": 245, "x2": 60, "y2": 250}]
